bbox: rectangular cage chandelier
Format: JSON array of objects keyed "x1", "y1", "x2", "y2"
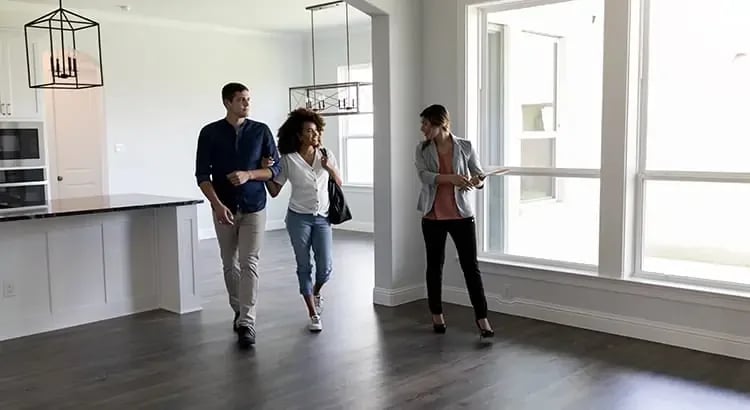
[
  {"x1": 289, "y1": 0, "x2": 372, "y2": 117},
  {"x1": 24, "y1": 0, "x2": 104, "y2": 89}
]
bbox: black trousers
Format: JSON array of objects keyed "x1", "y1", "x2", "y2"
[{"x1": 421, "y1": 217, "x2": 488, "y2": 320}]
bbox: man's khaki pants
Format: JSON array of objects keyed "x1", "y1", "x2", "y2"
[{"x1": 213, "y1": 209, "x2": 266, "y2": 328}]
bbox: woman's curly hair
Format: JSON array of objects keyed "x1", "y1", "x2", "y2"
[{"x1": 277, "y1": 108, "x2": 326, "y2": 154}]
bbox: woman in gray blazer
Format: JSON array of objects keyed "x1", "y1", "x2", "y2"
[{"x1": 415, "y1": 104, "x2": 494, "y2": 339}]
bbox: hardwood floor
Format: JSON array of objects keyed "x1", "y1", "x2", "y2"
[{"x1": 2, "y1": 230, "x2": 750, "y2": 409}]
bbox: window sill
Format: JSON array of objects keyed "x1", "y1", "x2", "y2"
[
  {"x1": 477, "y1": 256, "x2": 597, "y2": 278},
  {"x1": 630, "y1": 271, "x2": 750, "y2": 300},
  {"x1": 473, "y1": 256, "x2": 750, "y2": 311}
]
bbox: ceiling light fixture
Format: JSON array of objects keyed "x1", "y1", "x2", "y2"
[
  {"x1": 24, "y1": 0, "x2": 104, "y2": 89},
  {"x1": 289, "y1": 0, "x2": 372, "y2": 116}
]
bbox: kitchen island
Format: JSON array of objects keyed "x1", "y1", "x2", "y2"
[{"x1": 0, "y1": 194, "x2": 204, "y2": 341}]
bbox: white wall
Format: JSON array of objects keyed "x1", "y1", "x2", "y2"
[
  {"x1": 0, "y1": 1, "x2": 304, "y2": 239},
  {"x1": 301, "y1": 24, "x2": 375, "y2": 233},
  {"x1": 420, "y1": 0, "x2": 750, "y2": 361},
  {"x1": 99, "y1": 21, "x2": 303, "y2": 237}
]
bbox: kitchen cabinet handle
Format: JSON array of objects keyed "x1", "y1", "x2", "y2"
[
  {"x1": 0, "y1": 103, "x2": 5, "y2": 116},
  {"x1": 6, "y1": 103, "x2": 10, "y2": 116}
]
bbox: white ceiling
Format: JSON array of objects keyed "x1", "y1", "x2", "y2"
[{"x1": 10, "y1": 0, "x2": 371, "y2": 33}]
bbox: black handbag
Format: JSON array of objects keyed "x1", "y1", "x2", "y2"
[{"x1": 321, "y1": 148, "x2": 352, "y2": 225}]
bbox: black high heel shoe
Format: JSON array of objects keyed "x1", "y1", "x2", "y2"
[
  {"x1": 432, "y1": 315, "x2": 447, "y2": 334},
  {"x1": 476, "y1": 320, "x2": 494, "y2": 339}
]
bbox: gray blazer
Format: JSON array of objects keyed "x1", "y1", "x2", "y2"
[{"x1": 415, "y1": 135, "x2": 484, "y2": 218}]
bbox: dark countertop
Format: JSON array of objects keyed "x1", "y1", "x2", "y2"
[{"x1": 0, "y1": 194, "x2": 203, "y2": 223}]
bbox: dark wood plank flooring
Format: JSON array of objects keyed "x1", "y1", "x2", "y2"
[{"x1": 2, "y1": 230, "x2": 750, "y2": 409}]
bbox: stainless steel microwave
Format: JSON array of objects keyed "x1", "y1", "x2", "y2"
[{"x1": 0, "y1": 121, "x2": 46, "y2": 168}]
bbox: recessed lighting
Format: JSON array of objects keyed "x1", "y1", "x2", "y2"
[{"x1": 117, "y1": 5, "x2": 131, "y2": 12}]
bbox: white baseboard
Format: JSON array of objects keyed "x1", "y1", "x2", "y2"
[
  {"x1": 198, "y1": 219, "x2": 286, "y2": 240},
  {"x1": 333, "y1": 221, "x2": 374, "y2": 233},
  {"x1": 373, "y1": 285, "x2": 425, "y2": 307},
  {"x1": 442, "y1": 286, "x2": 750, "y2": 361}
]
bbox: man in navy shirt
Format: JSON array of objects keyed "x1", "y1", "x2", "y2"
[{"x1": 195, "y1": 82, "x2": 281, "y2": 348}]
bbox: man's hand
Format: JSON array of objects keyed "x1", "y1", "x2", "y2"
[
  {"x1": 227, "y1": 170, "x2": 254, "y2": 186},
  {"x1": 213, "y1": 202, "x2": 234, "y2": 225}
]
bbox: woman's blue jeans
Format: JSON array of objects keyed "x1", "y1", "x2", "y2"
[{"x1": 285, "y1": 209, "x2": 333, "y2": 296}]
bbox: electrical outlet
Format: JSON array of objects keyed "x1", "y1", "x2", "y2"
[{"x1": 3, "y1": 280, "x2": 16, "y2": 298}]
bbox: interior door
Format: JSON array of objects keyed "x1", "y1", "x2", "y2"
[{"x1": 46, "y1": 51, "x2": 107, "y2": 199}]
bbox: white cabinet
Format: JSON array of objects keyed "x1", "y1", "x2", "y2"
[{"x1": 0, "y1": 29, "x2": 41, "y2": 119}]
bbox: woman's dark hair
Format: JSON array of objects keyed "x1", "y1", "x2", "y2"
[
  {"x1": 420, "y1": 104, "x2": 451, "y2": 150},
  {"x1": 420, "y1": 104, "x2": 451, "y2": 130},
  {"x1": 277, "y1": 108, "x2": 326, "y2": 154}
]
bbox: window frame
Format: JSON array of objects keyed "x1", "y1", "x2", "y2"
[
  {"x1": 472, "y1": 0, "x2": 750, "y2": 292},
  {"x1": 477, "y1": 6, "x2": 601, "y2": 272},
  {"x1": 337, "y1": 63, "x2": 374, "y2": 187},
  {"x1": 631, "y1": 0, "x2": 750, "y2": 289},
  {"x1": 518, "y1": 29, "x2": 562, "y2": 203}
]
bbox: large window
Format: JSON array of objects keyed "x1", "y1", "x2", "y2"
[
  {"x1": 475, "y1": 0, "x2": 750, "y2": 290},
  {"x1": 482, "y1": 0, "x2": 604, "y2": 268},
  {"x1": 337, "y1": 64, "x2": 373, "y2": 186},
  {"x1": 635, "y1": 0, "x2": 750, "y2": 285}
]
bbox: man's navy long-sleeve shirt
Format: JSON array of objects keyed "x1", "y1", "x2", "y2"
[{"x1": 195, "y1": 118, "x2": 281, "y2": 214}]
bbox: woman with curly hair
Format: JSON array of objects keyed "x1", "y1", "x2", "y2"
[{"x1": 265, "y1": 108, "x2": 342, "y2": 332}]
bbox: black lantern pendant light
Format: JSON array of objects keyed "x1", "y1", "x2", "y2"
[
  {"x1": 24, "y1": 0, "x2": 104, "y2": 89},
  {"x1": 288, "y1": 0, "x2": 372, "y2": 116}
]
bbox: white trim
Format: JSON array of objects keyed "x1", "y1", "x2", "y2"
[
  {"x1": 480, "y1": 0, "x2": 576, "y2": 14},
  {"x1": 478, "y1": 254, "x2": 597, "y2": 273},
  {"x1": 373, "y1": 285, "x2": 425, "y2": 307},
  {"x1": 633, "y1": 0, "x2": 650, "y2": 279},
  {"x1": 640, "y1": 171, "x2": 750, "y2": 183},
  {"x1": 633, "y1": 269, "x2": 750, "y2": 295},
  {"x1": 500, "y1": 167, "x2": 599, "y2": 178},
  {"x1": 478, "y1": 259, "x2": 750, "y2": 313},
  {"x1": 442, "y1": 285, "x2": 750, "y2": 361},
  {"x1": 333, "y1": 221, "x2": 373, "y2": 233}
]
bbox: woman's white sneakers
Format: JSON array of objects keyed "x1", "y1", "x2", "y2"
[
  {"x1": 309, "y1": 315, "x2": 323, "y2": 332},
  {"x1": 314, "y1": 295, "x2": 323, "y2": 315},
  {"x1": 308, "y1": 295, "x2": 323, "y2": 332}
]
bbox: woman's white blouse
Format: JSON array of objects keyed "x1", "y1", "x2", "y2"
[{"x1": 274, "y1": 150, "x2": 337, "y2": 217}]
